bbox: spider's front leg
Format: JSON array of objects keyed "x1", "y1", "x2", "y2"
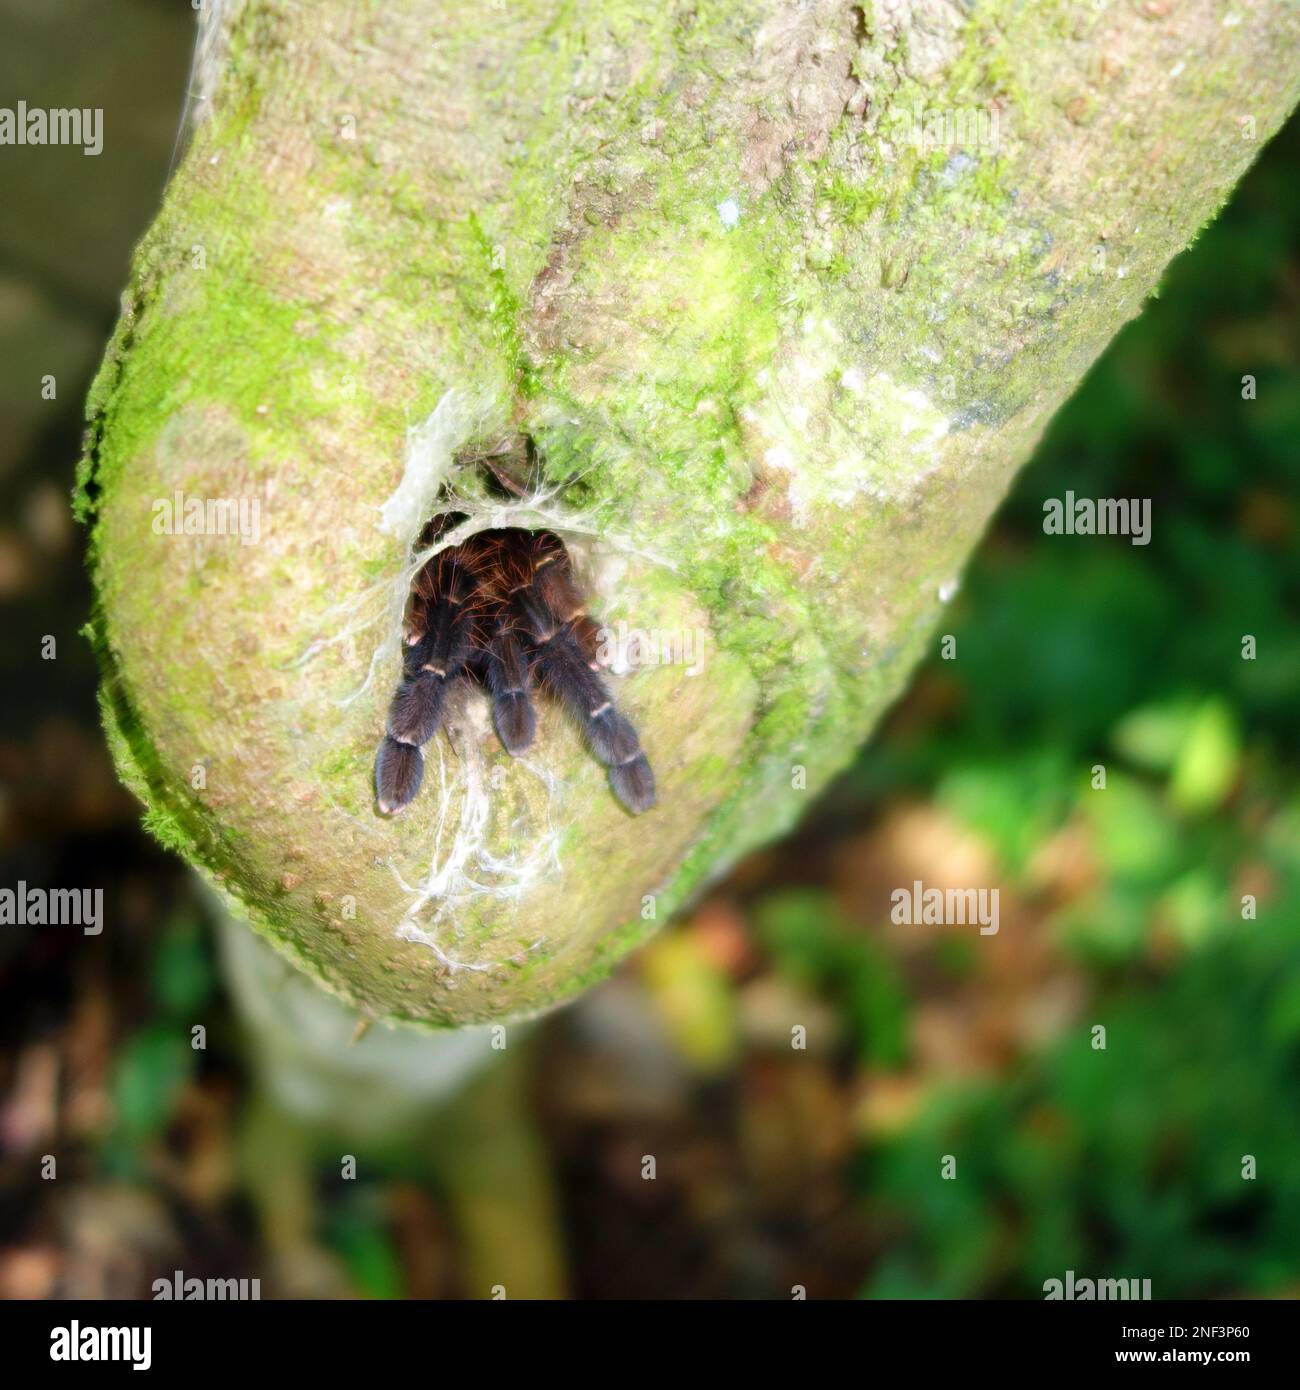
[
  {"x1": 513, "y1": 533, "x2": 657, "y2": 814},
  {"x1": 374, "y1": 552, "x2": 477, "y2": 813},
  {"x1": 482, "y1": 626, "x2": 537, "y2": 755},
  {"x1": 538, "y1": 638, "x2": 657, "y2": 814}
]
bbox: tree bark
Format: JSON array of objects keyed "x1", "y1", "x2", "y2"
[{"x1": 78, "y1": 0, "x2": 1300, "y2": 1027}]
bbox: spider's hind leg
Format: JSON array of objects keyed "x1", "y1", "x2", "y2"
[
  {"x1": 535, "y1": 629, "x2": 656, "y2": 815},
  {"x1": 375, "y1": 735, "x2": 425, "y2": 815},
  {"x1": 375, "y1": 552, "x2": 477, "y2": 814},
  {"x1": 506, "y1": 532, "x2": 655, "y2": 814},
  {"x1": 387, "y1": 640, "x2": 455, "y2": 744}
]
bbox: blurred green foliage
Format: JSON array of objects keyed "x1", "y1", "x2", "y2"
[
  {"x1": 324, "y1": 1191, "x2": 405, "y2": 1300},
  {"x1": 756, "y1": 890, "x2": 910, "y2": 1066},
  {"x1": 850, "y1": 118, "x2": 1300, "y2": 1297},
  {"x1": 101, "y1": 908, "x2": 216, "y2": 1174},
  {"x1": 864, "y1": 893, "x2": 1300, "y2": 1297}
]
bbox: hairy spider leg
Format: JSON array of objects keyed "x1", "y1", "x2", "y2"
[
  {"x1": 394, "y1": 551, "x2": 478, "y2": 742},
  {"x1": 375, "y1": 525, "x2": 656, "y2": 817},
  {"x1": 513, "y1": 584, "x2": 656, "y2": 815},
  {"x1": 374, "y1": 738, "x2": 424, "y2": 816},
  {"x1": 465, "y1": 532, "x2": 543, "y2": 756},
  {"x1": 526, "y1": 540, "x2": 606, "y2": 671},
  {"x1": 375, "y1": 551, "x2": 478, "y2": 814},
  {"x1": 483, "y1": 626, "x2": 537, "y2": 755},
  {"x1": 460, "y1": 530, "x2": 541, "y2": 742}
]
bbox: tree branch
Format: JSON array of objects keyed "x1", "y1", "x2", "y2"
[{"x1": 78, "y1": 0, "x2": 1300, "y2": 1026}]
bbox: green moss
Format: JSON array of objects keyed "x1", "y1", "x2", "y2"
[
  {"x1": 91, "y1": 619, "x2": 234, "y2": 877},
  {"x1": 76, "y1": 0, "x2": 1300, "y2": 1028}
]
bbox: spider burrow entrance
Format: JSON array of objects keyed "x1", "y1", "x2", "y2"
[{"x1": 374, "y1": 505, "x2": 657, "y2": 819}]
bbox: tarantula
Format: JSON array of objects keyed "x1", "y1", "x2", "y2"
[{"x1": 374, "y1": 526, "x2": 656, "y2": 816}]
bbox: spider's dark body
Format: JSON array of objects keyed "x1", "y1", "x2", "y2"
[{"x1": 375, "y1": 527, "x2": 656, "y2": 817}]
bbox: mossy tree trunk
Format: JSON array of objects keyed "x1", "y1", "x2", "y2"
[{"x1": 79, "y1": 0, "x2": 1300, "y2": 1028}]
